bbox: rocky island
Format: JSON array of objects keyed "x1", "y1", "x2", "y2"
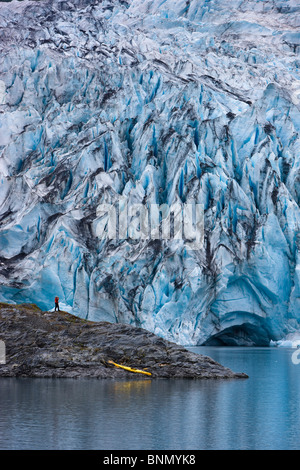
[{"x1": 0, "y1": 303, "x2": 248, "y2": 379}]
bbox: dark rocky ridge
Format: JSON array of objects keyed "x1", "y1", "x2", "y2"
[{"x1": 0, "y1": 303, "x2": 248, "y2": 379}]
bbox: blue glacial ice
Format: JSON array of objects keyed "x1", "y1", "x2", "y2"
[{"x1": 0, "y1": 0, "x2": 300, "y2": 345}]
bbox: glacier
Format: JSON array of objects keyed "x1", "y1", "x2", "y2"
[{"x1": 0, "y1": 0, "x2": 300, "y2": 346}]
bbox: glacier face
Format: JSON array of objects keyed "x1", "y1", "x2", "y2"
[{"x1": 0, "y1": 0, "x2": 300, "y2": 345}]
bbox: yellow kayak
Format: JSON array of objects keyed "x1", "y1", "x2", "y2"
[{"x1": 108, "y1": 360, "x2": 152, "y2": 376}]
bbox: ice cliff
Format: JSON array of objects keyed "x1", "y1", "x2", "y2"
[{"x1": 0, "y1": 0, "x2": 300, "y2": 346}]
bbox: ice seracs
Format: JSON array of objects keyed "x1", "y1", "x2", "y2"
[{"x1": 0, "y1": 0, "x2": 300, "y2": 346}]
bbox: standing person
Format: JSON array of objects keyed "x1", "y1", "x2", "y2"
[{"x1": 54, "y1": 296, "x2": 60, "y2": 311}]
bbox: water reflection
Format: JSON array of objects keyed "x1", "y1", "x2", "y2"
[
  {"x1": 111, "y1": 379, "x2": 152, "y2": 395},
  {"x1": 0, "y1": 348, "x2": 299, "y2": 449}
]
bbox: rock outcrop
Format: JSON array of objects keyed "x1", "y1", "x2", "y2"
[{"x1": 0, "y1": 303, "x2": 248, "y2": 379}]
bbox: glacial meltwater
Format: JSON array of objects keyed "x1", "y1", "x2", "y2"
[{"x1": 0, "y1": 347, "x2": 299, "y2": 450}]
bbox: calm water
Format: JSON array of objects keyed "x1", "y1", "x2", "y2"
[{"x1": 0, "y1": 347, "x2": 299, "y2": 450}]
